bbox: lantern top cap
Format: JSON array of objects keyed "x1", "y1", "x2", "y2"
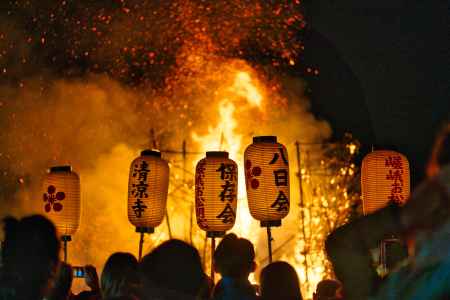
[
  {"x1": 50, "y1": 165, "x2": 72, "y2": 172},
  {"x1": 206, "y1": 151, "x2": 229, "y2": 158},
  {"x1": 253, "y1": 136, "x2": 277, "y2": 143},
  {"x1": 141, "y1": 149, "x2": 161, "y2": 157}
]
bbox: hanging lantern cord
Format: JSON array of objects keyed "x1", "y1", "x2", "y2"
[
  {"x1": 61, "y1": 235, "x2": 71, "y2": 263},
  {"x1": 211, "y1": 237, "x2": 216, "y2": 283},
  {"x1": 267, "y1": 227, "x2": 273, "y2": 264}
]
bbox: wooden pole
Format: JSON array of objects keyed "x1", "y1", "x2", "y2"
[
  {"x1": 267, "y1": 226, "x2": 273, "y2": 264},
  {"x1": 150, "y1": 128, "x2": 157, "y2": 149},
  {"x1": 295, "y1": 141, "x2": 309, "y2": 283},
  {"x1": 165, "y1": 209, "x2": 173, "y2": 239},
  {"x1": 211, "y1": 237, "x2": 216, "y2": 283},
  {"x1": 138, "y1": 231, "x2": 144, "y2": 260},
  {"x1": 184, "y1": 140, "x2": 194, "y2": 244},
  {"x1": 61, "y1": 235, "x2": 71, "y2": 263},
  {"x1": 202, "y1": 234, "x2": 208, "y2": 270},
  {"x1": 63, "y1": 239, "x2": 68, "y2": 263}
]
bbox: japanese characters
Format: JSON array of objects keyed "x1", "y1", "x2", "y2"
[
  {"x1": 361, "y1": 150, "x2": 410, "y2": 215},
  {"x1": 195, "y1": 152, "x2": 238, "y2": 233},
  {"x1": 128, "y1": 150, "x2": 169, "y2": 230},
  {"x1": 244, "y1": 136, "x2": 290, "y2": 224},
  {"x1": 131, "y1": 160, "x2": 150, "y2": 218},
  {"x1": 385, "y1": 155, "x2": 406, "y2": 204}
]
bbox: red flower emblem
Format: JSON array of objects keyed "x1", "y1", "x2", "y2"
[
  {"x1": 245, "y1": 160, "x2": 261, "y2": 190},
  {"x1": 43, "y1": 185, "x2": 65, "y2": 212}
]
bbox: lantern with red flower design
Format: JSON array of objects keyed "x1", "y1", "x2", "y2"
[
  {"x1": 42, "y1": 165, "x2": 80, "y2": 262},
  {"x1": 244, "y1": 136, "x2": 290, "y2": 263},
  {"x1": 42, "y1": 165, "x2": 81, "y2": 237},
  {"x1": 244, "y1": 136, "x2": 290, "y2": 226}
]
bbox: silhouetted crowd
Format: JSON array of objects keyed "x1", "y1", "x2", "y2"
[
  {"x1": 1, "y1": 123, "x2": 448, "y2": 300},
  {"x1": 0, "y1": 217, "x2": 340, "y2": 300}
]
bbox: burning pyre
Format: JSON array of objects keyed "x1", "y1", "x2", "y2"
[{"x1": 0, "y1": 1, "x2": 360, "y2": 298}]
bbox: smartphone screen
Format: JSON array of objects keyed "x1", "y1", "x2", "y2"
[{"x1": 73, "y1": 266, "x2": 85, "y2": 278}]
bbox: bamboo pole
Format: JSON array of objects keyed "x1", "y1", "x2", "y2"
[{"x1": 295, "y1": 141, "x2": 309, "y2": 283}]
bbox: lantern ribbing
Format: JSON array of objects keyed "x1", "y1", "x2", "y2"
[
  {"x1": 244, "y1": 136, "x2": 290, "y2": 226},
  {"x1": 195, "y1": 151, "x2": 238, "y2": 234},
  {"x1": 361, "y1": 150, "x2": 410, "y2": 215},
  {"x1": 128, "y1": 149, "x2": 169, "y2": 259},
  {"x1": 128, "y1": 150, "x2": 169, "y2": 230},
  {"x1": 42, "y1": 165, "x2": 80, "y2": 237}
]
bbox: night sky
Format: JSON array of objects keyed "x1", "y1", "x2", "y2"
[{"x1": 302, "y1": 0, "x2": 449, "y2": 184}]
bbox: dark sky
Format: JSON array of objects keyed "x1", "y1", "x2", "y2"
[{"x1": 301, "y1": 0, "x2": 449, "y2": 184}]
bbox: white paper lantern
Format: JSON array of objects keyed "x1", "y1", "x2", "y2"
[
  {"x1": 42, "y1": 166, "x2": 80, "y2": 237},
  {"x1": 195, "y1": 151, "x2": 238, "y2": 236},
  {"x1": 361, "y1": 150, "x2": 410, "y2": 215},
  {"x1": 244, "y1": 136, "x2": 290, "y2": 226},
  {"x1": 128, "y1": 150, "x2": 169, "y2": 232}
]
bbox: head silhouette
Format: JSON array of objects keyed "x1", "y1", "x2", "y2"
[
  {"x1": 1, "y1": 214, "x2": 60, "y2": 300},
  {"x1": 140, "y1": 239, "x2": 206, "y2": 297},
  {"x1": 214, "y1": 233, "x2": 256, "y2": 279},
  {"x1": 313, "y1": 279, "x2": 342, "y2": 300},
  {"x1": 260, "y1": 261, "x2": 302, "y2": 300},
  {"x1": 101, "y1": 252, "x2": 139, "y2": 299}
]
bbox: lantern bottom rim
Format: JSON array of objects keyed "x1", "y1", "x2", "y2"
[
  {"x1": 61, "y1": 235, "x2": 72, "y2": 242},
  {"x1": 206, "y1": 231, "x2": 225, "y2": 238},
  {"x1": 261, "y1": 220, "x2": 282, "y2": 227},
  {"x1": 136, "y1": 227, "x2": 155, "y2": 233}
]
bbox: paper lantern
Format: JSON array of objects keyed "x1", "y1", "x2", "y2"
[
  {"x1": 128, "y1": 150, "x2": 169, "y2": 232},
  {"x1": 42, "y1": 166, "x2": 80, "y2": 237},
  {"x1": 361, "y1": 150, "x2": 410, "y2": 215},
  {"x1": 244, "y1": 136, "x2": 290, "y2": 226},
  {"x1": 195, "y1": 151, "x2": 238, "y2": 236}
]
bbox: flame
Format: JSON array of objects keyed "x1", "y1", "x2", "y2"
[
  {"x1": 192, "y1": 69, "x2": 264, "y2": 240},
  {"x1": 233, "y1": 72, "x2": 263, "y2": 108}
]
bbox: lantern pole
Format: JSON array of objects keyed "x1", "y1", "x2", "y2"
[
  {"x1": 261, "y1": 221, "x2": 279, "y2": 264},
  {"x1": 136, "y1": 227, "x2": 154, "y2": 260},
  {"x1": 138, "y1": 232, "x2": 144, "y2": 260},
  {"x1": 61, "y1": 235, "x2": 71, "y2": 263},
  {"x1": 202, "y1": 234, "x2": 208, "y2": 270},
  {"x1": 165, "y1": 209, "x2": 173, "y2": 239},
  {"x1": 266, "y1": 226, "x2": 273, "y2": 264},
  {"x1": 184, "y1": 140, "x2": 194, "y2": 244},
  {"x1": 211, "y1": 236, "x2": 216, "y2": 283},
  {"x1": 295, "y1": 141, "x2": 309, "y2": 283},
  {"x1": 207, "y1": 231, "x2": 223, "y2": 283}
]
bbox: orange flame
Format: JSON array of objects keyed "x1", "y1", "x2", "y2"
[{"x1": 192, "y1": 69, "x2": 264, "y2": 240}]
